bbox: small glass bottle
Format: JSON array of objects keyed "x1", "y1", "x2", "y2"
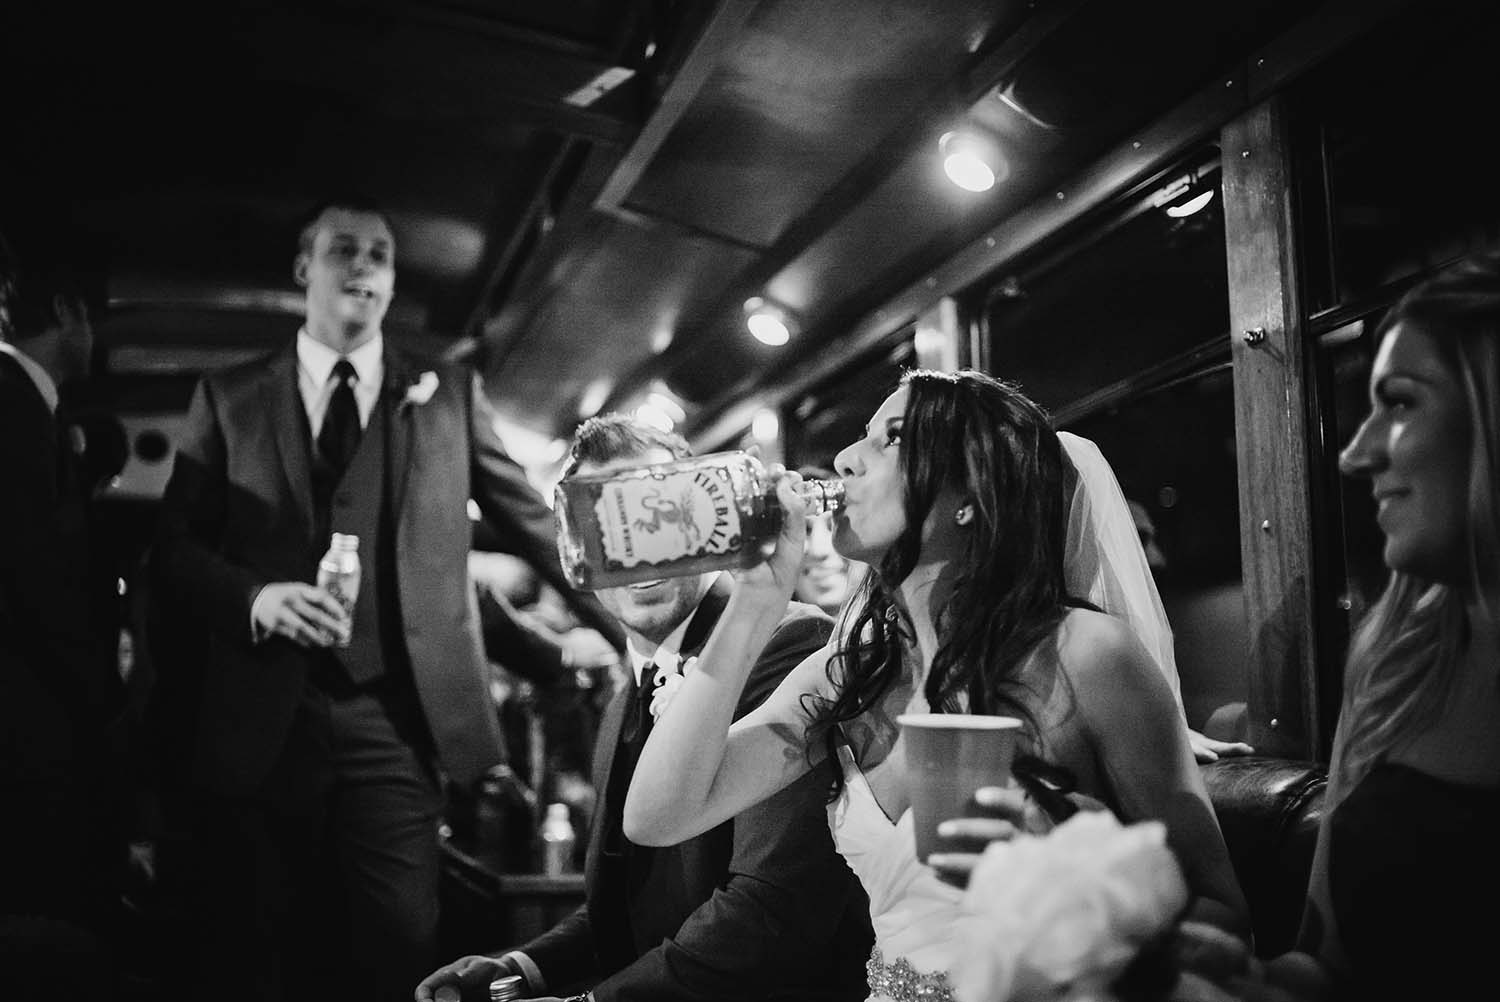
[
  {"x1": 488, "y1": 974, "x2": 526, "y2": 1001},
  {"x1": 540, "y1": 802, "x2": 577, "y2": 876},
  {"x1": 554, "y1": 451, "x2": 844, "y2": 589},
  {"x1": 315, "y1": 532, "x2": 360, "y2": 646}
]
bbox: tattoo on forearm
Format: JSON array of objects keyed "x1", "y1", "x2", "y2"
[{"x1": 769, "y1": 720, "x2": 810, "y2": 766}]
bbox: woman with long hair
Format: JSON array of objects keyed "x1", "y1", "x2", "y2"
[
  {"x1": 624, "y1": 368, "x2": 1248, "y2": 998},
  {"x1": 1300, "y1": 251, "x2": 1500, "y2": 1000}
]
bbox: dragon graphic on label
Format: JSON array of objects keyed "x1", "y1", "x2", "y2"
[{"x1": 633, "y1": 486, "x2": 703, "y2": 549}]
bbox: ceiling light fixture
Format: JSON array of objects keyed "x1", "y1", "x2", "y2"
[
  {"x1": 1152, "y1": 170, "x2": 1217, "y2": 218},
  {"x1": 751, "y1": 408, "x2": 780, "y2": 443},
  {"x1": 747, "y1": 312, "x2": 790, "y2": 346},
  {"x1": 1165, "y1": 189, "x2": 1214, "y2": 218},
  {"x1": 577, "y1": 377, "x2": 613, "y2": 419},
  {"x1": 743, "y1": 296, "x2": 793, "y2": 346},
  {"x1": 647, "y1": 388, "x2": 685, "y2": 422},
  {"x1": 634, "y1": 402, "x2": 675, "y2": 433},
  {"x1": 565, "y1": 66, "x2": 636, "y2": 108},
  {"x1": 939, "y1": 129, "x2": 1005, "y2": 192}
]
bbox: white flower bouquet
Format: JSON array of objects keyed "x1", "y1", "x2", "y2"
[
  {"x1": 952, "y1": 809, "x2": 1330, "y2": 1002},
  {"x1": 954, "y1": 810, "x2": 1189, "y2": 1002}
]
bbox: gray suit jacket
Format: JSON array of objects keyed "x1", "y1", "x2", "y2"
[{"x1": 151, "y1": 339, "x2": 589, "y2": 794}]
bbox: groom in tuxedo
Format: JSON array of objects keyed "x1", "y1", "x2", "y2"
[
  {"x1": 416, "y1": 413, "x2": 872, "y2": 1002},
  {"x1": 149, "y1": 195, "x2": 618, "y2": 1002}
]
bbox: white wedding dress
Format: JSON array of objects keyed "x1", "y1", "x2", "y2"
[
  {"x1": 822, "y1": 434, "x2": 1179, "y2": 1002},
  {"x1": 829, "y1": 744, "x2": 963, "y2": 1002}
]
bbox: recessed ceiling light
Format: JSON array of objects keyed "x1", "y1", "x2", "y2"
[
  {"x1": 634, "y1": 403, "x2": 674, "y2": 432},
  {"x1": 939, "y1": 130, "x2": 1005, "y2": 192},
  {"x1": 578, "y1": 377, "x2": 612, "y2": 418},
  {"x1": 647, "y1": 390, "x2": 685, "y2": 422},
  {"x1": 752, "y1": 408, "x2": 780, "y2": 442},
  {"x1": 1165, "y1": 189, "x2": 1215, "y2": 218},
  {"x1": 747, "y1": 310, "x2": 790, "y2": 346}
]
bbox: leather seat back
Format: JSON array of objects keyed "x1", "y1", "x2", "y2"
[{"x1": 1201, "y1": 756, "x2": 1327, "y2": 957}]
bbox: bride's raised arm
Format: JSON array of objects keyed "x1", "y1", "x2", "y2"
[{"x1": 624, "y1": 474, "x2": 838, "y2": 846}]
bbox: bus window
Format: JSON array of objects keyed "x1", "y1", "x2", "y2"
[
  {"x1": 967, "y1": 146, "x2": 1245, "y2": 737},
  {"x1": 1295, "y1": 1, "x2": 1500, "y2": 314},
  {"x1": 981, "y1": 153, "x2": 1227, "y2": 414},
  {"x1": 1066, "y1": 368, "x2": 1246, "y2": 739}
]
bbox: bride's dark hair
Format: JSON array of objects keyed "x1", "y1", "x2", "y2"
[{"x1": 806, "y1": 369, "x2": 1072, "y2": 779}]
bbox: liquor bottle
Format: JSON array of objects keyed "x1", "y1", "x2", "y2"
[
  {"x1": 540, "y1": 802, "x2": 577, "y2": 876},
  {"x1": 554, "y1": 451, "x2": 844, "y2": 589},
  {"x1": 315, "y1": 532, "x2": 360, "y2": 647}
]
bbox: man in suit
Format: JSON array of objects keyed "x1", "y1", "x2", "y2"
[
  {"x1": 149, "y1": 195, "x2": 618, "y2": 1002},
  {"x1": 416, "y1": 414, "x2": 872, "y2": 1002},
  {"x1": 0, "y1": 235, "x2": 128, "y2": 993}
]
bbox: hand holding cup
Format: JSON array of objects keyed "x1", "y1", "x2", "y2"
[
  {"x1": 895, "y1": 713, "x2": 1023, "y2": 867},
  {"x1": 926, "y1": 766, "x2": 1111, "y2": 887}
]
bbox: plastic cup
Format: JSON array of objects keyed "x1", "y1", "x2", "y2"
[{"x1": 897, "y1": 712, "x2": 1024, "y2": 863}]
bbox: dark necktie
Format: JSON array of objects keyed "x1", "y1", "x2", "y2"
[
  {"x1": 622, "y1": 662, "x2": 659, "y2": 747},
  {"x1": 602, "y1": 662, "x2": 659, "y2": 864},
  {"x1": 317, "y1": 358, "x2": 361, "y2": 477}
]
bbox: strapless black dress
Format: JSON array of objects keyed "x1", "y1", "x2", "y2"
[{"x1": 1330, "y1": 760, "x2": 1500, "y2": 1001}]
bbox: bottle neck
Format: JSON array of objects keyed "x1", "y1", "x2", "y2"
[{"x1": 795, "y1": 478, "x2": 845, "y2": 516}]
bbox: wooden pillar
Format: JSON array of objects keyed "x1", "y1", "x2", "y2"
[{"x1": 1220, "y1": 97, "x2": 1320, "y2": 758}]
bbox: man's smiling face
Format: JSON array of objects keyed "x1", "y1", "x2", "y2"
[{"x1": 297, "y1": 207, "x2": 395, "y2": 347}]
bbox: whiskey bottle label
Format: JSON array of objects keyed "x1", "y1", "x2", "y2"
[{"x1": 594, "y1": 465, "x2": 744, "y2": 571}]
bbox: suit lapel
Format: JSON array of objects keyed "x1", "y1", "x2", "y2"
[
  {"x1": 260, "y1": 343, "x2": 315, "y2": 540},
  {"x1": 588, "y1": 681, "x2": 631, "y2": 882},
  {"x1": 596, "y1": 575, "x2": 729, "y2": 855},
  {"x1": 383, "y1": 347, "x2": 415, "y2": 515}
]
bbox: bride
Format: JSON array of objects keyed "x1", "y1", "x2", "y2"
[{"x1": 623, "y1": 369, "x2": 1249, "y2": 1000}]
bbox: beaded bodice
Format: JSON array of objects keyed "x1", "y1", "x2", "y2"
[{"x1": 828, "y1": 744, "x2": 961, "y2": 1002}]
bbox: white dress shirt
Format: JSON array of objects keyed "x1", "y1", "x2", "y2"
[
  {"x1": 250, "y1": 330, "x2": 384, "y2": 640},
  {"x1": 624, "y1": 613, "x2": 693, "y2": 686},
  {"x1": 296, "y1": 328, "x2": 383, "y2": 435}
]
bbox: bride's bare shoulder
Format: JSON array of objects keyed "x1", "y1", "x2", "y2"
[
  {"x1": 1057, "y1": 605, "x2": 1134, "y2": 644},
  {"x1": 1053, "y1": 606, "x2": 1154, "y2": 687}
]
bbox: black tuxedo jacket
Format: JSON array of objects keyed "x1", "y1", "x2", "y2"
[
  {"x1": 521, "y1": 575, "x2": 873, "y2": 1002},
  {"x1": 150, "y1": 339, "x2": 607, "y2": 795},
  {"x1": 0, "y1": 350, "x2": 126, "y2": 920},
  {"x1": 0, "y1": 350, "x2": 122, "y2": 731}
]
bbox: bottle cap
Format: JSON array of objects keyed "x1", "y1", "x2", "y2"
[
  {"x1": 546, "y1": 803, "x2": 569, "y2": 822},
  {"x1": 331, "y1": 532, "x2": 360, "y2": 548},
  {"x1": 489, "y1": 974, "x2": 526, "y2": 1001}
]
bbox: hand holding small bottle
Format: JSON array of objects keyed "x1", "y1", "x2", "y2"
[
  {"x1": 250, "y1": 581, "x2": 351, "y2": 647},
  {"x1": 415, "y1": 956, "x2": 505, "y2": 1001}
]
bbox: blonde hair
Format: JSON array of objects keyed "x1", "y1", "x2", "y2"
[{"x1": 1328, "y1": 252, "x2": 1500, "y2": 808}]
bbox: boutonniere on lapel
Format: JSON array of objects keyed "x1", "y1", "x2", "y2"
[
  {"x1": 649, "y1": 656, "x2": 697, "y2": 721},
  {"x1": 391, "y1": 370, "x2": 439, "y2": 412}
]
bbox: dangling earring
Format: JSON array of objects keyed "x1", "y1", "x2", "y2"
[{"x1": 954, "y1": 505, "x2": 974, "y2": 526}]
